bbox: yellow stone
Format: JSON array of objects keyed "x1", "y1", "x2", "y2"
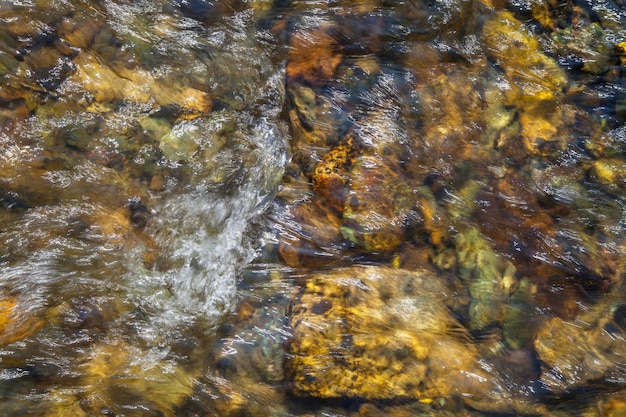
[
  {"x1": 592, "y1": 160, "x2": 615, "y2": 184},
  {"x1": 589, "y1": 159, "x2": 626, "y2": 186},
  {"x1": 530, "y1": 0, "x2": 559, "y2": 29},
  {"x1": 617, "y1": 42, "x2": 626, "y2": 65},
  {"x1": 45, "y1": 391, "x2": 88, "y2": 417},
  {"x1": 43, "y1": 339, "x2": 198, "y2": 417},
  {"x1": 72, "y1": 53, "x2": 211, "y2": 114},
  {"x1": 483, "y1": 11, "x2": 567, "y2": 104},
  {"x1": 286, "y1": 266, "x2": 500, "y2": 404},
  {"x1": 0, "y1": 299, "x2": 17, "y2": 331},
  {"x1": 93, "y1": 206, "x2": 132, "y2": 237},
  {"x1": 516, "y1": 101, "x2": 576, "y2": 155},
  {"x1": 73, "y1": 53, "x2": 150, "y2": 103},
  {"x1": 605, "y1": 395, "x2": 626, "y2": 417},
  {"x1": 519, "y1": 110, "x2": 557, "y2": 142}
]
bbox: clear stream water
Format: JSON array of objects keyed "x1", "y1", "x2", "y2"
[{"x1": 0, "y1": 0, "x2": 625, "y2": 416}]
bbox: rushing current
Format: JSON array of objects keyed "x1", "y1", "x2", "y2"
[{"x1": 0, "y1": 1, "x2": 289, "y2": 415}]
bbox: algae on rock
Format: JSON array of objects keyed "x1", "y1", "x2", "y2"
[{"x1": 455, "y1": 227, "x2": 516, "y2": 332}]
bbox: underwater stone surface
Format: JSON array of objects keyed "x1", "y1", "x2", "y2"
[{"x1": 285, "y1": 265, "x2": 537, "y2": 414}]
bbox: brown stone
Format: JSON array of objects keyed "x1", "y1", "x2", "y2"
[
  {"x1": 286, "y1": 26, "x2": 343, "y2": 85},
  {"x1": 277, "y1": 200, "x2": 345, "y2": 268}
]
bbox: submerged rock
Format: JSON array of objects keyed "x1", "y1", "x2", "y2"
[
  {"x1": 288, "y1": 82, "x2": 317, "y2": 131},
  {"x1": 534, "y1": 293, "x2": 626, "y2": 395},
  {"x1": 482, "y1": 10, "x2": 574, "y2": 157},
  {"x1": 550, "y1": 22, "x2": 613, "y2": 75},
  {"x1": 286, "y1": 265, "x2": 539, "y2": 414},
  {"x1": 286, "y1": 24, "x2": 343, "y2": 85},
  {"x1": 455, "y1": 227, "x2": 517, "y2": 332},
  {"x1": 502, "y1": 278, "x2": 542, "y2": 349},
  {"x1": 0, "y1": 297, "x2": 44, "y2": 346},
  {"x1": 312, "y1": 133, "x2": 359, "y2": 214},
  {"x1": 71, "y1": 52, "x2": 212, "y2": 114},
  {"x1": 341, "y1": 155, "x2": 415, "y2": 253},
  {"x1": 483, "y1": 10, "x2": 567, "y2": 104},
  {"x1": 276, "y1": 199, "x2": 345, "y2": 268},
  {"x1": 44, "y1": 339, "x2": 197, "y2": 417},
  {"x1": 589, "y1": 158, "x2": 626, "y2": 188}
]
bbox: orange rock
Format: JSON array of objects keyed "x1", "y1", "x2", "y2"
[
  {"x1": 286, "y1": 26, "x2": 343, "y2": 84},
  {"x1": 531, "y1": 0, "x2": 560, "y2": 30},
  {"x1": 617, "y1": 42, "x2": 626, "y2": 66},
  {"x1": 604, "y1": 394, "x2": 626, "y2": 417},
  {"x1": 312, "y1": 133, "x2": 359, "y2": 214},
  {"x1": 342, "y1": 155, "x2": 413, "y2": 253},
  {"x1": 0, "y1": 297, "x2": 44, "y2": 345},
  {"x1": 149, "y1": 174, "x2": 165, "y2": 191},
  {"x1": 277, "y1": 200, "x2": 344, "y2": 268}
]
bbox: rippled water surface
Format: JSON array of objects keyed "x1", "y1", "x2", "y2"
[{"x1": 0, "y1": 0, "x2": 625, "y2": 416}]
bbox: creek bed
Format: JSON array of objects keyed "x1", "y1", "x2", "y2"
[{"x1": 0, "y1": 0, "x2": 625, "y2": 416}]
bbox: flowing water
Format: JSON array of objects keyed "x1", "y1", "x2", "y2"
[{"x1": 0, "y1": 0, "x2": 625, "y2": 416}]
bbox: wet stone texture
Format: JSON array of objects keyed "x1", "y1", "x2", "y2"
[
  {"x1": 341, "y1": 155, "x2": 415, "y2": 253},
  {"x1": 267, "y1": 0, "x2": 626, "y2": 414},
  {"x1": 0, "y1": 1, "x2": 288, "y2": 416},
  {"x1": 285, "y1": 266, "x2": 539, "y2": 414},
  {"x1": 533, "y1": 278, "x2": 626, "y2": 395},
  {"x1": 1, "y1": 0, "x2": 626, "y2": 415}
]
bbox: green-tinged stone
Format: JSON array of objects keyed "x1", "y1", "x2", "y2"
[
  {"x1": 140, "y1": 116, "x2": 201, "y2": 161},
  {"x1": 550, "y1": 23, "x2": 612, "y2": 75},
  {"x1": 288, "y1": 83, "x2": 316, "y2": 130},
  {"x1": 0, "y1": 51, "x2": 18, "y2": 77},
  {"x1": 340, "y1": 225, "x2": 357, "y2": 244},
  {"x1": 503, "y1": 278, "x2": 538, "y2": 349},
  {"x1": 455, "y1": 227, "x2": 516, "y2": 331},
  {"x1": 448, "y1": 180, "x2": 481, "y2": 222},
  {"x1": 159, "y1": 121, "x2": 202, "y2": 161}
]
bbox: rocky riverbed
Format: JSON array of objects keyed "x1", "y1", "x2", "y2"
[{"x1": 0, "y1": 0, "x2": 625, "y2": 416}]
